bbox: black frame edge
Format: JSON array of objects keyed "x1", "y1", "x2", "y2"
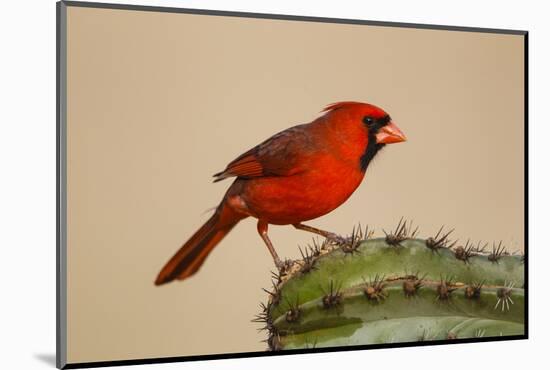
[
  {"x1": 523, "y1": 32, "x2": 529, "y2": 338},
  {"x1": 61, "y1": 0, "x2": 527, "y2": 35}
]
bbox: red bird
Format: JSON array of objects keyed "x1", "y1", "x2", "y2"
[{"x1": 155, "y1": 102, "x2": 406, "y2": 285}]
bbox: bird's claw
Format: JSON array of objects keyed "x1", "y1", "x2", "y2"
[
  {"x1": 326, "y1": 233, "x2": 351, "y2": 246},
  {"x1": 275, "y1": 258, "x2": 292, "y2": 275}
]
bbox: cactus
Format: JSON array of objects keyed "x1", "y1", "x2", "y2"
[{"x1": 255, "y1": 221, "x2": 524, "y2": 350}]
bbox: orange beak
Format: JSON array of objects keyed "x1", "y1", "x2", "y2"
[{"x1": 375, "y1": 122, "x2": 407, "y2": 144}]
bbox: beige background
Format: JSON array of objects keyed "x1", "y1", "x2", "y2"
[{"x1": 66, "y1": 6, "x2": 524, "y2": 363}]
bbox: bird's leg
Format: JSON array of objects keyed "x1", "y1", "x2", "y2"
[
  {"x1": 257, "y1": 220, "x2": 284, "y2": 270},
  {"x1": 293, "y1": 223, "x2": 347, "y2": 244}
]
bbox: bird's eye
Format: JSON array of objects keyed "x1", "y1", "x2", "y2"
[{"x1": 363, "y1": 116, "x2": 374, "y2": 126}]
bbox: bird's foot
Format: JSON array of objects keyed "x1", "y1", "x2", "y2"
[
  {"x1": 275, "y1": 258, "x2": 293, "y2": 276},
  {"x1": 326, "y1": 233, "x2": 363, "y2": 254},
  {"x1": 326, "y1": 232, "x2": 352, "y2": 246}
]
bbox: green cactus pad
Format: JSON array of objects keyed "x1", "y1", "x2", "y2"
[{"x1": 258, "y1": 232, "x2": 524, "y2": 350}]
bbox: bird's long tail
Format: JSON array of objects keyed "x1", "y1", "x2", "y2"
[{"x1": 155, "y1": 201, "x2": 245, "y2": 285}]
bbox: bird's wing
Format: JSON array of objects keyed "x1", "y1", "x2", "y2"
[{"x1": 213, "y1": 125, "x2": 314, "y2": 182}]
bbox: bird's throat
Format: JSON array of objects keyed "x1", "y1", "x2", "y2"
[{"x1": 359, "y1": 135, "x2": 385, "y2": 172}]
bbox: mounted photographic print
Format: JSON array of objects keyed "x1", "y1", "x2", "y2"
[{"x1": 57, "y1": 1, "x2": 528, "y2": 368}]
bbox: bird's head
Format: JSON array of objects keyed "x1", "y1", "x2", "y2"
[
  {"x1": 322, "y1": 101, "x2": 406, "y2": 145},
  {"x1": 321, "y1": 101, "x2": 406, "y2": 172}
]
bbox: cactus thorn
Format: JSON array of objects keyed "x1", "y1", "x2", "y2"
[
  {"x1": 339, "y1": 225, "x2": 363, "y2": 254},
  {"x1": 465, "y1": 280, "x2": 484, "y2": 299},
  {"x1": 262, "y1": 278, "x2": 282, "y2": 306},
  {"x1": 403, "y1": 272, "x2": 425, "y2": 297},
  {"x1": 436, "y1": 275, "x2": 457, "y2": 300},
  {"x1": 308, "y1": 237, "x2": 326, "y2": 257},
  {"x1": 384, "y1": 217, "x2": 416, "y2": 247},
  {"x1": 267, "y1": 332, "x2": 282, "y2": 351},
  {"x1": 281, "y1": 258, "x2": 294, "y2": 275},
  {"x1": 474, "y1": 241, "x2": 488, "y2": 254},
  {"x1": 252, "y1": 303, "x2": 273, "y2": 331},
  {"x1": 454, "y1": 239, "x2": 477, "y2": 263},
  {"x1": 425, "y1": 226, "x2": 454, "y2": 253},
  {"x1": 298, "y1": 246, "x2": 317, "y2": 274},
  {"x1": 284, "y1": 295, "x2": 301, "y2": 323},
  {"x1": 363, "y1": 274, "x2": 388, "y2": 302},
  {"x1": 494, "y1": 281, "x2": 515, "y2": 312},
  {"x1": 321, "y1": 280, "x2": 343, "y2": 309},
  {"x1": 488, "y1": 241, "x2": 506, "y2": 264}
]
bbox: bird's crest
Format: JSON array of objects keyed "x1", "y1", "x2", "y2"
[{"x1": 322, "y1": 101, "x2": 364, "y2": 113}]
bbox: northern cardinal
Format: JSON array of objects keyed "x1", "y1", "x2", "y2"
[{"x1": 155, "y1": 101, "x2": 406, "y2": 285}]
